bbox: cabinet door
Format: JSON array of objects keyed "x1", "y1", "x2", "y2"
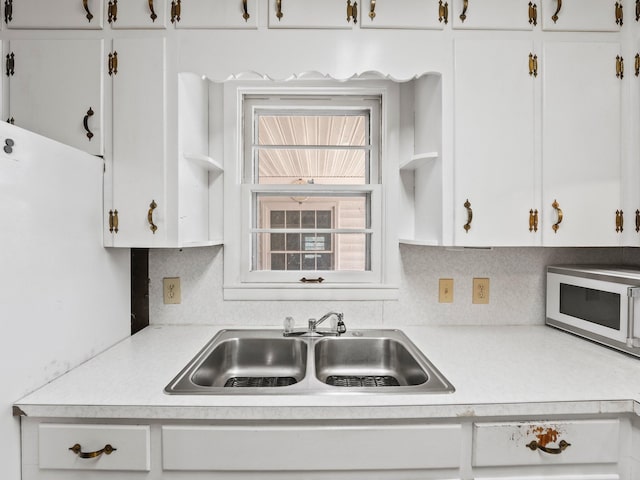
[
  {"x1": 110, "y1": 38, "x2": 167, "y2": 246},
  {"x1": 267, "y1": 0, "x2": 354, "y2": 28},
  {"x1": 8, "y1": 39, "x2": 104, "y2": 155},
  {"x1": 454, "y1": 39, "x2": 537, "y2": 246},
  {"x1": 6, "y1": 0, "x2": 103, "y2": 29},
  {"x1": 173, "y1": 0, "x2": 257, "y2": 28},
  {"x1": 541, "y1": 0, "x2": 620, "y2": 31},
  {"x1": 359, "y1": 0, "x2": 444, "y2": 30},
  {"x1": 452, "y1": 0, "x2": 534, "y2": 30},
  {"x1": 108, "y1": 0, "x2": 167, "y2": 28},
  {"x1": 542, "y1": 41, "x2": 622, "y2": 246}
]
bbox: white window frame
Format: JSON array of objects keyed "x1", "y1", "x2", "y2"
[{"x1": 222, "y1": 80, "x2": 399, "y2": 301}]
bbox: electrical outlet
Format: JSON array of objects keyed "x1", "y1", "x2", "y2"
[
  {"x1": 473, "y1": 278, "x2": 490, "y2": 304},
  {"x1": 439, "y1": 278, "x2": 454, "y2": 303},
  {"x1": 163, "y1": 277, "x2": 181, "y2": 304}
]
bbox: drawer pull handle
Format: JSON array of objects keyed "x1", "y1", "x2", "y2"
[
  {"x1": 526, "y1": 439, "x2": 570, "y2": 454},
  {"x1": 551, "y1": 199, "x2": 563, "y2": 233},
  {"x1": 300, "y1": 277, "x2": 325, "y2": 283},
  {"x1": 148, "y1": 200, "x2": 158, "y2": 234},
  {"x1": 463, "y1": 199, "x2": 473, "y2": 232},
  {"x1": 69, "y1": 443, "x2": 117, "y2": 459}
]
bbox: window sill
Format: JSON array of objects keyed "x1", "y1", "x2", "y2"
[{"x1": 223, "y1": 284, "x2": 399, "y2": 301}]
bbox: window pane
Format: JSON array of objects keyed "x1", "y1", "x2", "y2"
[
  {"x1": 255, "y1": 194, "x2": 369, "y2": 230},
  {"x1": 253, "y1": 232, "x2": 370, "y2": 272},
  {"x1": 258, "y1": 115, "x2": 366, "y2": 146},
  {"x1": 256, "y1": 149, "x2": 367, "y2": 185}
]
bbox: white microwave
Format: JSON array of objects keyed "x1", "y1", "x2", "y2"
[{"x1": 546, "y1": 265, "x2": 640, "y2": 357}]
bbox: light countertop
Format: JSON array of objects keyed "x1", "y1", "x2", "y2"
[{"x1": 14, "y1": 324, "x2": 640, "y2": 420}]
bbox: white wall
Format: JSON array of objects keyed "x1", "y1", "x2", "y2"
[{"x1": 149, "y1": 245, "x2": 640, "y2": 327}]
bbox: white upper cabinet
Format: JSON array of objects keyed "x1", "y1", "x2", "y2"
[
  {"x1": 267, "y1": 0, "x2": 354, "y2": 29},
  {"x1": 5, "y1": 0, "x2": 104, "y2": 29},
  {"x1": 109, "y1": 38, "x2": 167, "y2": 247},
  {"x1": 360, "y1": 0, "x2": 445, "y2": 30},
  {"x1": 452, "y1": 0, "x2": 536, "y2": 30},
  {"x1": 172, "y1": 0, "x2": 257, "y2": 29},
  {"x1": 454, "y1": 39, "x2": 537, "y2": 246},
  {"x1": 7, "y1": 39, "x2": 104, "y2": 155},
  {"x1": 107, "y1": 0, "x2": 167, "y2": 29},
  {"x1": 541, "y1": 0, "x2": 621, "y2": 31},
  {"x1": 542, "y1": 41, "x2": 623, "y2": 246}
]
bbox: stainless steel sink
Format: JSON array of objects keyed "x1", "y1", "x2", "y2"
[{"x1": 165, "y1": 329, "x2": 454, "y2": 395}]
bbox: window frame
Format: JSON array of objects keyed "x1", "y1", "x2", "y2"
[{"x1": 222, "y1": 81, "x2": 399, "y2": 301}]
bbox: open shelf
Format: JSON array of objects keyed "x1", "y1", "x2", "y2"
[
  {"x1": 399, "y1": 152, "x2": 439, "y2": 171},
  {"x1": 183, "y1": 153, "x2": 224, "y2": 173}
]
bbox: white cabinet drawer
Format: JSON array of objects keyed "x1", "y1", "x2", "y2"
[
  {"x1": 473, "y1": 420, "x2": 620, "y2": 467},
  {"x1": 38, "y1": 424, "x2": 150, "y2": 471},
  {"x1": 163, "y1": 423, "x2": 462, "y2": 471}
]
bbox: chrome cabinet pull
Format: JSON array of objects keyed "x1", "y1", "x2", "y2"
[
  {"x1": 149, "y1": 0, "x2": 157, "y2": 21},
  {"x1": 69, "y1": 443, "x2": 116, "y2": 459},
  {"x1": 148, "y1": 200, "x2": 158, "y2": 234},
  {"x1": 83, "y1": 107, "x2": 94, "y2": 141},
  {"x1": 438, "y1": 0, "x2": 449, "y2": 23},
  {"x1": 369, "y1": 0, "x2": 376, "y2": 20},
  {"x1": 464, "y1": 199, "x2": 473, "y2": 233},
  {"x1": 551, "y1": 199, "x2": 563, "y2": 233},
  {"x1": 460, "y1": 0, "x2": 468, "y2": 22},
  {"x1": 242, "y1": 0, "x2": 250, "y2": 21},
  {"x1": 83, "y1": 0, "x2": 94, "y2": 22},
  {"x1": 526, "y1": 439, "x2": 570, "y2": 455},
  {"x1": 552, "y1": 0, "x2": 561, "y2": 23}
]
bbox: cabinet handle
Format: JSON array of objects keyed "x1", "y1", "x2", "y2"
[
  {"x1": 300, "y1": 277, "x2": 325, "y2": 283},
  {"x1": 83, "y1": 107, "x2": 94, "y2": 141},
  {"x1": 617, "y1": 55, "x2": 625, "y2": 79},
  {"x1": 276, "y1": 0, "x2": 283, "y2": 20},
  {"x1": 369, "y1": 0, "x2": 376, "y2": 20},
  {"x1": 460, "y1": 0, "x2": 468, "y2": 22},
  {"x1": 526, "y1": 439, "x2": 570, "y2": 455},
  {"x1": 438, "y1": 0, "x2": 449, "y2": 23},
  {"x1": 635, "y1": 209, "x2": 640, "y2": 232},
  {"x1": 636, "y1": 0, "x2": 639, "y2": 21},
  {"x1": 4, "y1": 0, "x2": 12, "y2": 23},
  {"x1": 635, "y1": 54, "x2": 640, "y2": 76},
  {"x1": 148, "y1": 200, "x2": 158, "y2": 234},
  {"x1": 529, "y1": 209, "x2": 538, "y2": 232},
  {"x1": 551, "y1": 199, "x2": 563, "y2": 233},
  {"x1": 528, "y1": 53, "x2": 538, "y2": 77},
  {"x1": 5, "y1": 52, "x2": 14, "y2": 76},
  {"x1": 616, "y1": 210, "x2": 624, "y2": 233},
  {"x1": 616, "y1": 1, "x2": 623, "y2": 25},
  {"x1": 107, "y1": 0, "x2": 117, "y2": 24},
  {"x1": 82, "y1": 0, "x2": 94, "y2": 22},
  {"x1": 108, "y1": 209, "x2": 119, "y2": 234},
  {"x1": 528, "y1": 2, "x2": 537, "y2": 26},
  {"x1": 347, "y1": 0, "x2": 358, "y2": 23},
  {"x1": 171, "y1": 0, "x2": 181, "y2": 23},
  {"x1": 149, "y1": 0, "x2": 157, "y2": 21},
  {"x1": 463, "y1": 199, "x2": 473, "y2": 233},
  {"x1": 69, "y1": 443, "x2": 116, "y2": 459},
  {"x1": 108, "y1": 51, "x2": 118, "y2": 76},
  {"x1": 551, "y1": 0, "x2": 561, "y2": 23},
  {"x1": 242, "y1": 0, "x2": 250, "y2": 21}
]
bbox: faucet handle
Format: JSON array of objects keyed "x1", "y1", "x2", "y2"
[
  {"x1": 308, "y1": 318, "x2": 317, "y2": 332},
  {"x1": 336, "y1": 319, "x2": 347, "y2": 335}
]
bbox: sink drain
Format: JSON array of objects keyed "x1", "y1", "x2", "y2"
[
  {"x1": 325, "y1": 375, "x2": 401, "y2": 387},
  {"x1": 223, "y1": 377, "x2": 298, "y2": 388}
]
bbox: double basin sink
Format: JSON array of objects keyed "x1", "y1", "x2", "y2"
[{"x1": 165, "y1": 329, "x2": 454, "y2": 395}]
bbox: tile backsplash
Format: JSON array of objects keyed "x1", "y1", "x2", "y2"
[{"x1": 149, "y1": 245, "x2": 640, "y2": 327}]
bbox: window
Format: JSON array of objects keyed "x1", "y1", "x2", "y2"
[{"x1": 223, "y1": 82, "x2": 398, "y2": 300}]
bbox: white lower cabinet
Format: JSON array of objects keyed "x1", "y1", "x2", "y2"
[{"x1": 21, "y1": 416, "x2": 633, "y2": 480}]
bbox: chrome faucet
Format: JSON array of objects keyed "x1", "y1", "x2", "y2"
[{"x1": 283, "y1": 311, "x2": 347, "y2": 337}]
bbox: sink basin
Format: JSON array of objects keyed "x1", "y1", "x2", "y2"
[{"x1": 165, "y1": 329, "x2": 454, "y2": 395}]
